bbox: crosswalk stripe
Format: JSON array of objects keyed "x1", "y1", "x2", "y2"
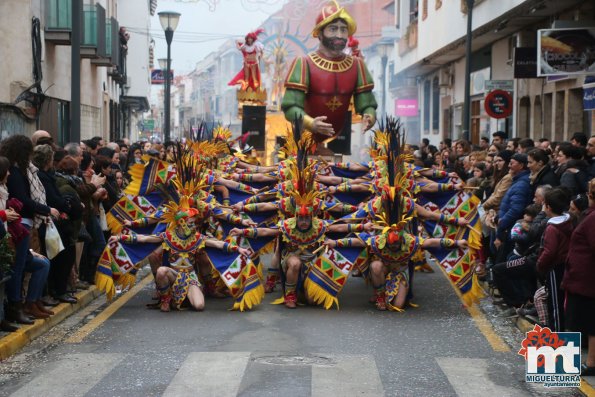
[
  {"x1": 10, "y1": 353, "x2": 124, "y2": 397},
  {"x1": 311, "y1": 354, "x2": 385, "y2": 397},
  {"x1": 436, "y1": 357, "x2": 527, "y2": 397},
  {"x1": 163, "y1": 352, "x2": 251, "y2": 397}
]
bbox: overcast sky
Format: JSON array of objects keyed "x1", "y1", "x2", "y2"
[{"x1": 150, "y1": 0, "x2": 288, "y2": 73}]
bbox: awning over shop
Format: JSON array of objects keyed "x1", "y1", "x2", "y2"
[{"x1": 121, "y1": 96, "x2": 150, "y2": 112}]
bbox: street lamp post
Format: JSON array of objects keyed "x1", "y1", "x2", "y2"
[
  {"x1": 462, "y1": 0, "x2": 475, "y2": 142},
  {"x1": 158, "y1": 57, "x2": 168, "y2": 142},
  {"x1": 376, "y1": 39, "x2": 393, "y2": 121},
  {"x1": 158, "y1": 11, "x2": 181, "y2": 143}
]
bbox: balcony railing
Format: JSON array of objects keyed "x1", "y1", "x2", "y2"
[
  {"x1": 81, "y1": 4, "x2": 106, "y2": 58},
  {"x1": 92, "y1": 17, "x2": 118, "y2": 67},
  {"x1": 45, "y1": 0, "x2": 72, "y2": 44}
]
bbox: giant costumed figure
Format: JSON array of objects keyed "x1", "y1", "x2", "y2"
[{"x1": 281, "y1": 0, "x2": 377, "y2": 145}]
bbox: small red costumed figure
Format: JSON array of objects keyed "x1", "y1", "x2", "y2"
[
  {"x1": 344, "y1": 36, "x2": 362, "y2": 58},
  {"x1": 228, "y1": 29, "x2": 265, "y2": 91}
]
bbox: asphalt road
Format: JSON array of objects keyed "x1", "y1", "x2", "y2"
[{"x1": 0, "y1": 260, "x2": 585, "y2": 397}]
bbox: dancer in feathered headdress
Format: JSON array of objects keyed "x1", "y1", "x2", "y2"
[
  {"x1": 228, "y1": 28, "x2": 265, "y2": 91},
  {"x1": 107, "y1": 192, "x2": 251, "y2": 312},
  {"x1": 324, "y1": 118, "x2": 469, "y2": 311},
  {"x1": 229, "y1": 118, "x2": 372, "y2": 308}
]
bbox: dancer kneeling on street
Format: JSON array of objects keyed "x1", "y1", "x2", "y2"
[{"x1": 109, "y1": 196, "x2": 250, "y2": 312}]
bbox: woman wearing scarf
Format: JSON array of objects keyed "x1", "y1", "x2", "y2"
[{"x1": 0, "y1": 136, "x2": 57, "y2": 323}]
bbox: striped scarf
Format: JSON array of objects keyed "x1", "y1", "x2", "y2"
[{"x1": 27, "y1": 163, "x2": 48, "y2": 228}]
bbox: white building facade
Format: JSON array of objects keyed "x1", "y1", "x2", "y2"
[
  {"x1": 388, "y1": 0, "x2": 594, "y2": 146},
  {"x1": 0, "y1": 0, "x2": 153, "y2": 143}
]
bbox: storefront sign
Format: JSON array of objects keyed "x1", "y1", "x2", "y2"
[
  {"x1": 584, "y1": 76, "x2": 595, "y2": 111},
  {"x1": 395, "y1": 99, "x2": 418, "y2": 117},
  {"x1": 484, "y1": 90, "x2": 513, "y2": 119},
  {"x1": 537, "y1": 28, "x2": 595, "y2": 76},
  {"x1": 151, "y1": 69, "x2": 174, "y2": 84},
  {"x1": 485, "y1": 80, "x2": 514, "y2": 92},
  {"x1": 514, "y1": 47, "x2": 538, "y2": 78}
]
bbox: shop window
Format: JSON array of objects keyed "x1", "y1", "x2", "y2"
[
  {"x1": 423, "y1": 80, "x2": 431, "y2": 132},
  {"x1": 554, "y1": 91, "x2": 565, "y2": 142},
  {"x1": 543, "y1": 93, "x2": 552, "y2": 140},
  {"x1": 518, "y1": 96, "x2": 530, "y2": 137},
  {"x1": 533, "y1": 96, "x2": 542, "y2": 138},
  {"x1": 432, "y1": 77, "x2": 439, "y2": 132}
]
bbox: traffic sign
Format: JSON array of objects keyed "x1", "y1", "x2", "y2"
[
  {"x1": 144, "y1": 119, "x2": 155, "y2": 130},
  {"x1": 485, "y1": 80, "x2": 514, "y2": 92},
  {"x1": 484, "y1": 90, "x2": 513, "y2": 119},
  {"x1": 151, "y1": 69, "x2": 174, "y2": 84}
]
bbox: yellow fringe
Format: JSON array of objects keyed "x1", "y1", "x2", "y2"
[
  {"x1": 431, "y1": 252, "x2": 485, "y2": 307},
  {"x1": 304, "y1": 278, "x2": 339, "y2": 310},
  {"x1": 255, "y1": 262, "x2": 264, "y2": 280},
  {"x1": 95, "y1": 272, "x2": 116, "y2": 301},
  {"x1": 106, "y1": 212, "x2": 123, "y2": 235},
  {"x1": 461, "y1": 273, "x2": 486, "y2": 307},
  {"x1": 468, "y1": 224, "x2": 482, "y2": 250},
  {"x1": 232, "y1": 284, "x2": 264, "y2": 312},
  {"x1": 271, "y1": 296, "x2": 286, "y2": 305},
  {"x1": 123, "y1": 162, "x2": 145, "y2": 196},
  {"x1": 116, "y1": 272, "x2": 138, "y2": 292}
]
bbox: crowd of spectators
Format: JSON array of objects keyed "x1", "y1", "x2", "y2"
[
  {"x1": 0, "y1": 131, "x2": 171, "y2": 333},
  {"x1": 414, "y1": 131, "x2": 595, "y2": 375}
]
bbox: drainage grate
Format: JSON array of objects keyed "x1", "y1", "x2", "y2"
[{"x1": 252, "y1": 354, "x2": 336, "y2": 367}]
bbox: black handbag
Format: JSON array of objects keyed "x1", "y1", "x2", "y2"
[{"x1": 77, "y1": 222, "x2": 93, "y2": 243}]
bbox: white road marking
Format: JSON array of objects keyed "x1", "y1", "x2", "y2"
[
  {"x1": 10, "y1": 353, "x2": 124, "y2": 397},
  {"x1": 163, "y1": 351, "x2": 251, "y2": 397},
  {"x1": 436, "y1": 357, "x2": 527, "y2": 397},
  {"x1": 311, "y1": 354, "x2": 385, "y2": 396}
]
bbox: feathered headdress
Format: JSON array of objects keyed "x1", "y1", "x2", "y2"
[
  {"x1": 160, "y1": 195, "x2": 199, "y2": 234},
  {"x1": 374, "y1": 117, "x2": 415, "y2": 246},
  {"x1": 245, "y1": 28, "x2": 264, "y2": 42},
  {"x1": 213, "y1": 125, "x2": 233, "y2": 143},
  {"x1": 284, "y1": 118, "x2": 322, "y2": 218}
]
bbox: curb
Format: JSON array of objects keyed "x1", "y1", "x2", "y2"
[{"x1": 0, "y1": 286, "x2": 101, "y2": 361}]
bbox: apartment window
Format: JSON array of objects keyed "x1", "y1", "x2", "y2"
[
  {"x1": 432, "y1": 77, "x2": 439, "y2": 132},
  {"x1": 423, "y1": 80, "x2": 430, "y2": 132},
  {"x1": 436, "y1": 0, "x2": 442, "y2": 10},
  {"x1": 39, "y1": 98, "x2": 70, "y2": 145},
  {"x1": 422, "y1": 0, "x2": 428, "y2": 20},
  {"x1": 410, "y1": 0, "x2": 418, "y2": 22},
  {"x1": 396, "y1": 0, "x2": 401, "y2": 29},
  {"x1": 507, "y1": 36, "x2": 516, "y2": 63}
]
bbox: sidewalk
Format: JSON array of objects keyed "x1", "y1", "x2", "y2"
[{"x1": 0, "y1": 287, "x2": 101, "y2": 361}]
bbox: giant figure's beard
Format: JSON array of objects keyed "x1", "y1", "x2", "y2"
[{"x1": 321, "y1": 34, "x2": 347, "y2": 52}]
